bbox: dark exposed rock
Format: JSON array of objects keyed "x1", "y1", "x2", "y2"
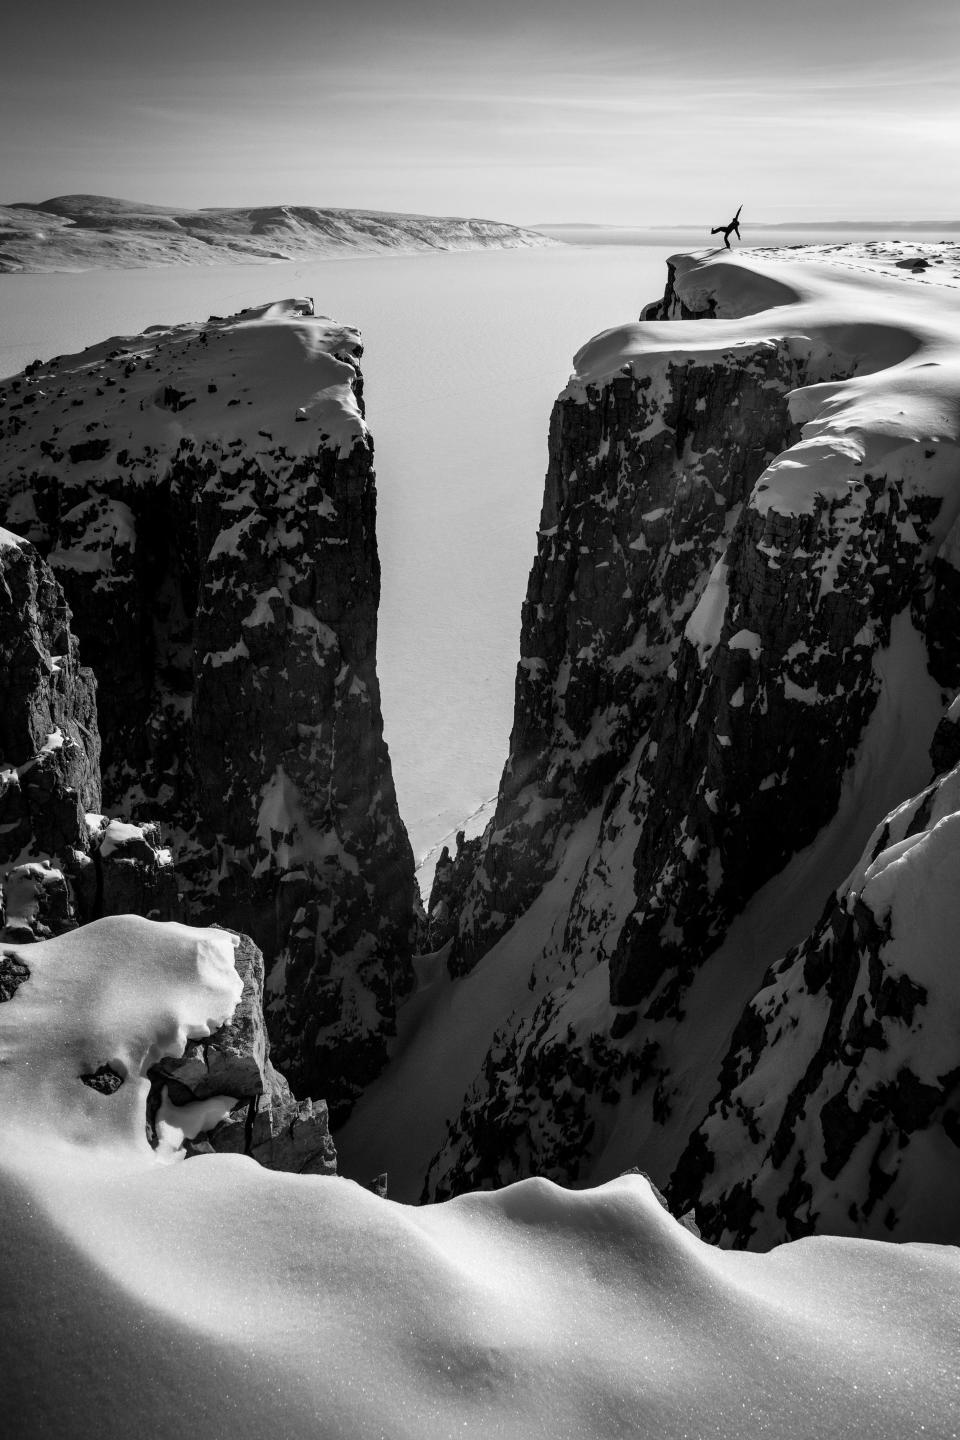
[
  {"x1": 670, "y1": 761, "x2": 960, "y2": 1245},
  {"x1": 0, "y1": 949, "x2": 30, "y2": 1001},
  {"x1": 0, "y1": 531, "x2": 100, "y2": 866},
  {"x1": 1, "y1": 860, "x2": 77, "y2": 941},
  {"x1": 925, "y1": 550, "x2": 960, "y2": 690},
  {"x1": 607, "y1": 460, "x2": 927, "y2": 1009},
  {"x1": 426, "y1": 831, "x2": 482, "y2": 948},
  {"x1": 196, "y1": 1078, "x2": 337, "y2": 1177},
  {"x1": 641, "y1": 260, "x2": 719, "y2": 321},
  {"x1": 88, "y1": 817, "x2": 180, "y2": 923},
  {"x1": 0, "y1": 516, "x2": 181, "y2": 938},
  {"x1": 79, "y1": 1063, "x2": 125, "y2": 1093},
  {"x1": 929, "y1": 695, "x2": 960, "y2": 776},
  {"x1": 148, "y1": 931, "x2": 337, "y2": 1176}
]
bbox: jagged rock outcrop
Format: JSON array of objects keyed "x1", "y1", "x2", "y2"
[
  {"x1": 0, "y1": 299, "x2": 418, "y2": 1119},
  {"x1": 0, "y1": 528, "x2": 100, "y2": 869},
  {"x1": 670, "y1": 742, "x2": 960, "y2": 1245},
  {"x1": 425, "y1": 829, "x2": 483, "y2": 948},
  {"x1": 148, "y1": 931, "x2": 337, "y2": 1175},
  {"x1": 1, "y1": 861, "x2": 78, "y2": 942},
  {"x1": 421, "y1": 247, "x2": 960, "y2": 1212},
  {"x1": 930, "y1": 693, "x2": 960, "y2": 773},
  {"x1": 0, "y1": 529, "x2": 181, "y2": 939},
  {"x1": 0, "y1": 947, "x2": 30, "y2": 1001},
  {"x1": 1, "y1": 822, "x2": 179, "y2": 942}
]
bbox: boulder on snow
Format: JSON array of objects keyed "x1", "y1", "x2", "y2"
[
  {"x1": 192, "y1": 1072, "x2": 337, "y2": 1177},
  {"x1": 148, "y1": 930, "x2": 337, "y2": 1176},
  {"x1": 0, "y1": 948, "x2": 30, "y2": 1002},
  {"x1": 0, "y1": 860, "x2": 76, "y2": 942}
]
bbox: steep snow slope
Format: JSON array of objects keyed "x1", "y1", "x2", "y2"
[
  {"x1": 0, "y1": 298, "x2": 418, "y2": 1118},
  {"x1": 0, "y1": 194, "x2": 554, "y2": 273},
  {"x1": 340, "y1": 244, "x2": 960, "y2": 1227},
  {"x1": 3, "y1": 917, "x2": 959, "y2": 1440}
]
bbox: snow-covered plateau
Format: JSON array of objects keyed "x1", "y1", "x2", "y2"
[
  {"x1": 3, "y1": 242, "x2": 960, "y2": 1437},
  {"x1": 0, "y1": 193, "x2": 554, "y2": 273}
]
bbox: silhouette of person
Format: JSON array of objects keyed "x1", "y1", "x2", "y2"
[{"x1": 710, "y1": 205, "x2": 743, "y2": 249}]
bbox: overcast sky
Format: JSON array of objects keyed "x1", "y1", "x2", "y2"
[{"x1": 4, "y1": 0, "x2": 958, "y2": 224}]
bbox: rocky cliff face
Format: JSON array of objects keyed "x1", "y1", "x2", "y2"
[
  {"x1": 422, "y1": 247, "x2": 960, "y2": 1230},
  {"x1": 0, "y1": 530, "x2": 177, "y2": 940},
  {"x1": 0, "y1": 528, "x2": 100, "y2": 870},
  {"x1": 0, "y1": 299, "x2": 418, "y2": 1119},
  {"x1": 437, "y1": 323, "x2": 891, "y2": 981},
  {"x1": 670, "y1": 742, "x2": 960, "y2": 1246}
]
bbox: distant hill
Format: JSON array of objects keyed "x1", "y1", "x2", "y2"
[{"x1": 0, "y1": 194, "x2": 554, "y2": 272}]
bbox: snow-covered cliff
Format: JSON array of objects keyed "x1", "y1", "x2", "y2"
[
  {"x1": 670, "y1": 736, "x2": 960, "y2": 1246},
  {"x1": 400, "y1": 244, "x2": 960, "y2": 1236},
  {"x1": 0, "y1": 299, "x2": 418, "y2": 1118}
]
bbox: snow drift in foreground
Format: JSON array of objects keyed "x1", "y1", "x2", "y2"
[
  {"x1": 2, "y1": 916, "x2": 959, "y2": 1437},
  {"x1": 0, "y1": 193, "x2": 554, "y2": 273}
]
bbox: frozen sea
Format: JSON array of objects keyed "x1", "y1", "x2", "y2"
[{"x1": 2, "y1": 230, "x2": 948, "y2": 889}]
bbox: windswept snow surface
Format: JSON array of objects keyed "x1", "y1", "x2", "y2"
[
  {"x1": 574, "y1": 242, "x2": 960, "y2": 554},
  {"x1": 0, "y1": 295, "x2": 367, "y2": 463},
  {"x1": 2, "y1": 917, "x2": 959, "y2": 1439}
]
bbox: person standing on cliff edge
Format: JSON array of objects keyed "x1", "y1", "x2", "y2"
[{"x1": 710, "y1": 205, "x2": 742, "y2": 248}]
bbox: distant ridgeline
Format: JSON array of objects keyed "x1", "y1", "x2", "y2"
[
  {"x1": 4, "y1": 242, "x2": 960, "y2": 1247},
  {"x1": 0, "y1": 193, "x2": 554, "y2": 271}
]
